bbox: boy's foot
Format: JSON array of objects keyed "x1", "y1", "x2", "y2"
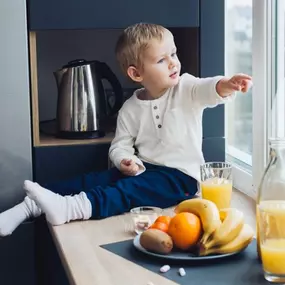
[
  {"x1": 23, "y1": 180, "x2": 92, "y2": 226},
  {"x1": 0, "y1": 196, "x2": 42, "y2": 237}
]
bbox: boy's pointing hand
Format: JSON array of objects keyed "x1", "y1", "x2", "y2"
[{"x1": 216, "y1": 73, "x2": 252, "y2": 98}]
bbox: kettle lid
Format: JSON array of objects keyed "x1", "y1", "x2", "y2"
[{"x1": 62, "y1": 59, "x2": 96, "y2": 68}]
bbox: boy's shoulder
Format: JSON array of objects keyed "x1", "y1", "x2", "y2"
[
  {"x1": 172, "y1": 73, "x2": 197, "y2": 96},
  {"x1": 118, "y1": 88, "x2": 142, "y2": 114},
  {"x1": 179, "y1": 73, "x2": 197, "y2": 85},
  {"x1": 175, "y1": 72, "x2": 212, "y2": 94}
]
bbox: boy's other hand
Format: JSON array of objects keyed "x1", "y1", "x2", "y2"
[
  {"x1": 217, "y1": 73, "x2": 252, "y2": 98},
  {"x1": 120, "y1": 159, "x2": 139, "y2": 176}
]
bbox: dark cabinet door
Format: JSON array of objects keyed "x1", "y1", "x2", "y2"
[
  {"x1": 33, "y1": 143, "x2": 110, "y2": 184},
  {"x1": 200, "y1": 0, "x2": 225, "y2": 139},
  {"x1": 35, "y1": 217, "x2": 69, "y2": 285},
  {"x1": 27, "y1": 0, "x2": 199, "y2": 30},
  {"x1": 0, "y1": 222, "x2": 36, "y2": 285}
]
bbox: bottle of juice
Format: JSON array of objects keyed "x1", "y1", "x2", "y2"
[{"x1": 256, "y1": 138, "x2": 285, "y2": 260}]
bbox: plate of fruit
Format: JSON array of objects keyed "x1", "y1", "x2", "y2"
[{"x1": 133, "y1": 198, "x2": 254, "y2": 260}]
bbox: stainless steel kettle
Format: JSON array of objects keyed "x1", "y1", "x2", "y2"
[{"x1": 54, "y1": 59, "x2": 124, "y2": 139}]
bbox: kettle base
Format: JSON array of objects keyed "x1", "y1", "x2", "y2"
[{"x1": 56, "y1": 130, "x2": 105, "y2": 140}]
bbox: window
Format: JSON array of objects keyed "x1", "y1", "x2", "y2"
[
  {"x1": 225, "y1": 0, "x2": 254, "y2": 196},
  {"x1": 225, "y1": 0, "x2": 283, "y2": 199}
]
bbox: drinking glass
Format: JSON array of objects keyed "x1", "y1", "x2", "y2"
[
  {"x1": 129, "y1": 206, "x2": 162, "y2": 234},
  {"x1": 200, "y1": 162, "x2": 233, "y2": 210}
]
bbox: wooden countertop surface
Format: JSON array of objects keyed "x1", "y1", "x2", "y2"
[
  {"x1": 47, "y1": 191, "x2": 256, "y2": 285},
  {"x1": 48, "y1": 208, "x2": 177, "y2": 285}
]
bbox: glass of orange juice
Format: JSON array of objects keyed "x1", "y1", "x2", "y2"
[
  {"x1": 258, "y1": 201, "x2": 285, "y2": 283},
  {"x1": 200, "y1": 162, "x2": 232, "y2": 210}
]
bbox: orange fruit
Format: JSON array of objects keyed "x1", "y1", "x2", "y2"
[
  {"x1": 154, "y1": 215, "x2": 172, "y2": 226},
  {"x1": 149, "y1": 221, "x2": 169, "y2": 233},
  {"x1": 167, "y1": 212, "x2": 202, "y2": 250}
]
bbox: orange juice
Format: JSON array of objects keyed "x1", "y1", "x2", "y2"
[
  {"x1": 258, "y1": 200, "x2": 285, "y2": 275},
  {"x1": 261, "y1": 239, "x2": 285, "y2": 275},
  {"x1": 258, "y1": 201, "x2": 285, "y2": 238},
  {"x1": 201, "y1": 177, "x2": 232, "y2": 210}
]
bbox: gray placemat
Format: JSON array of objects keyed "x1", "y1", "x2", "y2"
[{"x1": 100, "y1": 239, "x2": 270, "y2": 285}]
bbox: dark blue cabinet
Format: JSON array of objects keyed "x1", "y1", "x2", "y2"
[
  {"x1": 201, "y1": 0, "x2": 225, "y2": 139},
  {"x1": 33, "y1": 143, "x2": 110, "y2": 184},
  {"x1": 0, "y1": 222, "x2": 36, "y2": 285},
  {"x1": 31, "y1": 0, "x2": 226, "y2": 183},
  {"x1": 27, "y1": 0, "x2": 199, "y2": 30},
  {"x1": 31, "y1": 2, "x2": 226, "y2": 282},
  {"x1": 35, "y1": 216, "x2": 69, "y2": 285}
]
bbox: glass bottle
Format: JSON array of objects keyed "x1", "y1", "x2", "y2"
[{"x1": 256, "y1": 138, "x2": 285, "y2": 260}]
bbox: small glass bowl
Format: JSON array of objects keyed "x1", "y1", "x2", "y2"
[{"x1": 129, "y1": 206, "x2": 163, "y2": 235}]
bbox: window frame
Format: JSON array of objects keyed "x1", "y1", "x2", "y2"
[
  {"x1": 270, "y1": 0, "x2": 285, "y2": 139},
  {"x1": 225, "y1": 0, "x2": 272, "y2": 199}
]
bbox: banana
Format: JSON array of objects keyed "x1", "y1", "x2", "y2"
[
  {"x1": 174, "y1": 198, "x2": 221, "y2": 244},
  {"x1": 199, "y1": 223, "x2": 254, "y2": 256},
  {"x1": 204, "y1": 208, "x2": 244, "y2": 249}
]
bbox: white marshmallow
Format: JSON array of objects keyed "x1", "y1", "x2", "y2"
[
  {"x1": 179, "y1": 267, "x2": 186, "y2": 276},
  {"x1": 160, "y1": 265, "x2": 171, "y2": 273}
]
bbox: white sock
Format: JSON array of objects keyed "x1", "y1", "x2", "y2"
[
  {"x1": 23, "y1": 180, "x2": 92, "y2": 226},
  {"x1": 0, "y1": 196, "x2": 42, "y2": 237}
]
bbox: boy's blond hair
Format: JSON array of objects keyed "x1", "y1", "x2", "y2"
[{"x1": 115, "y1": 23, "x2": 169, "y2": 76}]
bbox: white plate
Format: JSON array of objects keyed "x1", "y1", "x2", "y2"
[{"x1": 133, "y1": 234, "x2": 246, "y2": 261}]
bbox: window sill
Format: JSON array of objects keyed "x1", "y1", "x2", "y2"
[
  {"x1": 231, "y1": 164, "x2": 256, "y2": 201},
  {"x1": 232, "y1": 188, "x2": 256, "y2": 235}
]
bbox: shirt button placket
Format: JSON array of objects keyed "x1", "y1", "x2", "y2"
[{"x1": 152, "y1": 104, "x2": 162, "y2": 129}]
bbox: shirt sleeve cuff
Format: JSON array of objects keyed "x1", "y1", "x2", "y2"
[
  {"x1": 112, "y1": 155, "x2": 146, "y2": 175},
  {"x1": 213, "y1": 76, "x2": 236, "y2": 103},
  {"x1": 133, "y1": 157, "x2": 146, "y2": 175}
]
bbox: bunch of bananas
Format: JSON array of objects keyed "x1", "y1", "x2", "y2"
[{"x1": 174, "y1": 198, "x2": 254, "y2": 256}]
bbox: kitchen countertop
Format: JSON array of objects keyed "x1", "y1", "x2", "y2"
[
  {"x1": 48, "y1": 190, "x2": 256, "y2": 285},
  {"x1": 48, "y1": 208, "x2": 177, "y2": 285}
]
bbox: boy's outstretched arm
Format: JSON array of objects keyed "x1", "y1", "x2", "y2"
[{"x1": 181, "y1": 73, "x2": 252, "y2": 109}]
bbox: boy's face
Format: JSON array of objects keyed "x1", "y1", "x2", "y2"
[{"x1": 131, "y1": 32, "x2": 181, "y2": 96}]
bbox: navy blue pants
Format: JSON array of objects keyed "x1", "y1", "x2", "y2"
[{"x1": 46, "y1": 162, "x2": 198, "y2": 219}]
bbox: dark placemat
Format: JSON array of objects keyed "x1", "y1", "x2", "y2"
[{"x1": 100, "y1": 239, "x2": 270, "y2": 285}]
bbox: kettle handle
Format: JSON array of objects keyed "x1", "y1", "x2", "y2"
[{"x1": 97, "y1": 62, "x2": 124, "y2": 116}]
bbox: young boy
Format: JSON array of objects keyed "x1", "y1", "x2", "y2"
[{"x1": 0, "y1": 23, "x2": 252, "y2": 236}]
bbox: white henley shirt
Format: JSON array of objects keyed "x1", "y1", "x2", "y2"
[{"x1": 109, "y1": 73, "x2": 234, "y2": 182}]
